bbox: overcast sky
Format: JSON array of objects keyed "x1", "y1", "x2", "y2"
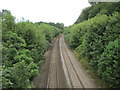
[{"x1": 0, "y1": 0, "x2": 90, "y2": 26}]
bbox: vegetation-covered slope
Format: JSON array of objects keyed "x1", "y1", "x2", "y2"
[
  {"x1": 2, "y1": 11, "x2": 62, "y2": 88},
  {"x1": 64, "y1": 2, "x2": 120, "y2": 88}
]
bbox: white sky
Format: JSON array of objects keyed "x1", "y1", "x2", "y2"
[{"x1": 0, "y1": 0, "x2": 90, "y2": 26}]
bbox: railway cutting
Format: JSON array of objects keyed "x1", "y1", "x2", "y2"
[{"x1": 33, "y1": 35, "x2": 98, "y2": 88}]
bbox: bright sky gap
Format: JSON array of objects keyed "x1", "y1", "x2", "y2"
[{"x1": 0, "y1": 0, "x2": 90, "y2": 26}]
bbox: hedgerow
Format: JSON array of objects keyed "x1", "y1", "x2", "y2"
[{"x1": 64, "y1": 12, "x2": 120, "y2": 88}]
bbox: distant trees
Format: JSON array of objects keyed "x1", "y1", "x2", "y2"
[{"x1": 37, "y1": 21, "x2": 64, "y2": 30}]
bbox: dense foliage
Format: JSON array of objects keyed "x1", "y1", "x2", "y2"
[
  {"x1": 36, "y1": 21, "x2": 64, "y2": 30},
  {"x1": 75, "y1": 2, "x2": 120, "y2": 24},
  {"x1": 2, "y1": 10, "x2": 62, "y2": 88},
  {"x1": 65, "y1": 2, "x2": 120, "y2": 88}
]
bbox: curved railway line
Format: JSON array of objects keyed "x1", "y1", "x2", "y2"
[{"x1": 34, "y1": 34, "x2": 98, "y2": 88}]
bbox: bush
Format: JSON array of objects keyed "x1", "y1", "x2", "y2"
[{"x1": 98, "y1": 38, "x2": 120, "y2": 88}]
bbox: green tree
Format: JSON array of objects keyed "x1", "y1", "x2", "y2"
[{"x1": 2, "y1": 11, "x2": 15, "y2": 32}]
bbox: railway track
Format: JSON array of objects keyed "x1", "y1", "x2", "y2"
[
  {"x1": 59, "y1": 35, "x2": 84, "y2": 88},
  {"x1": 47, "y1": 35, "x2": 67, "y2": 88},
  {"x1": 36, "y1": 35, "x2": 97, "y2": 88}
]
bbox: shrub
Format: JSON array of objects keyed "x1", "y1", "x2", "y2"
[{"x1": 98, "y1": 38, "x2": 120, "y2": 88}]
